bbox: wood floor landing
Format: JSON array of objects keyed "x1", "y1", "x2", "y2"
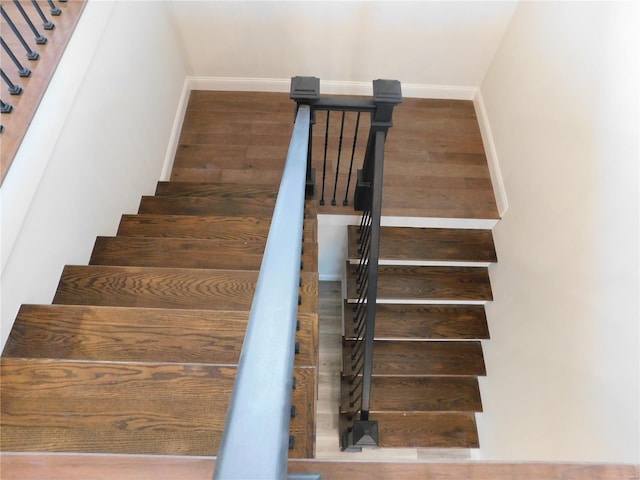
[{"x1": 172, "y1": 91, "x2": 499, "y2": 220}]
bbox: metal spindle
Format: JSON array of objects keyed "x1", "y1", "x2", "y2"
[
  {"x1": 0, "y1": 6, "x2": 39, "y2": 60},
  {"x1": 47, "y1": 0, "x2": 61, "y2": 15},
  {"x1": 1, "y1": 99, "x2": 13, "y2": 113},
  {"x1": 358, "y1": 211, "x2": 371, "y2": 244},
  {"x1": 349, "y1": 375, "x2": 363, "y2": 392},
  {"x1": 343, "y1": 112, "x2": 361, "y2": 206},
  {"x1": 1, "y1": 69, "x2": 23, "y2": 95},
  {"x1": 320, "y1": 110, "x2": 330, "y2": 205},
  {"x1": 357, "y1": 208, "x2": 369, "y2": 233},
  {"x1": 13, "y1": 1, "x2": 47, "y2": 44},
  {"x1": 331, "y1": 111, "x2": 346, "y2": 205},
  {"x1": 31, "y1": 1, "x2": 55, "y2": 30},
  {"x1": 1, "y1": 38, "x2": 31, "y2": 77}
]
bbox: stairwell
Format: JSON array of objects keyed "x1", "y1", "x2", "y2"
[
  {"x1": 341, "y1": 226, "x2": 496, "y2": 448},
  {"x1": 1, "y1": 181, "x2": 320, "y2": 458},
  {"x1": 2, "y1": 90, "x2": 498, "y2": 463}
]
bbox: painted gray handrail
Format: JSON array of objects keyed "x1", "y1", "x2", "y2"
[{"x1": 213, "y1": 105, "x2": 311, "y2": 480}]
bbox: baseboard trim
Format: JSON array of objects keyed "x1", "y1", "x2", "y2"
[
  {"x1": 473, "y1": 90, "x2": 508, "y2": 217},
  {"x1": 186, "y1": 76, "x2": 477, "y2": 100},
  {"x1": 160, "y1": 78, "x2": 191, "y2": 181}
]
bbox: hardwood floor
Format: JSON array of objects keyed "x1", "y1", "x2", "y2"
[{"x1": 172, "y1": 91, "x2": 499, "y2": 220}]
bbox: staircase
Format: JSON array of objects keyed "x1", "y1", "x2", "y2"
[
  {"x1": 341, "y1": 225, "x2": 496, "y2": 448},
  {"x1": 1, "y1": 181, "x2": 319, "y2": 458}
]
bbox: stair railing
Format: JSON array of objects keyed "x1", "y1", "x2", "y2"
[
  {"x1": 291, "y1": 77, "x2": 402, "y2": 451},
  {"x1": 0, "y1": 0, "x2": 86, "y2": 183},
  {"x1": 212, "y1": 104, "x2": 319, "y2": 480}
]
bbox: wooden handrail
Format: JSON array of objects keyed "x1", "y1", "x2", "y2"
[{"x1": 0, "y1": 0, "x2": 86, "y2": 185}]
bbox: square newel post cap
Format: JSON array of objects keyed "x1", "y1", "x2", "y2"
[
  {"x1": 372, "y1": 79, "x2": 403, "y2": 105},
  {"x1": 290, "y1": 76, "x2": 320, "y2": 103}
]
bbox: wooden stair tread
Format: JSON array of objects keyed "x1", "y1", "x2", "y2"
[
  {"x1": 117, "y1": 214, "x2": 317, "y2": 243},
  {"x1": 0, "y1": 358, "x2": 314, "y2": 457},
  {"x1": 53, "y1": 265, "x2": 318, "y2": 314},
  {"x1": 373, "y1": 412, "x2": 479, "y2": 448},
  {"x1": 90, "y1": 236, "x2": 318, "y2": 273},
  {"x1": 343, "y1": 303, "x2": 489, "y2": 340},
  {"x1": 346, "y1": 264, "x2": 492, "y2": 302},
  {"x1": 348, "y1": 225, "x2": 497, "y2": 263},
  {"x1": 137, "y1": 196, "x2": 275, "y2": 218},
  {"x1": 138, "y1": 195, "x2": 317, "y2": 218},
  {"x1": 341, "y1": 376, "x2": 482, "y2": 413},
  {"x1": 3, "y1": 305, "x2": 317, "y2": 368},
  {"x1": 343, "y1": 340, "x2": 486, "y2": 376},
  {"x1": 154, "y1": 182, "x2": 279, "y2": 198}
]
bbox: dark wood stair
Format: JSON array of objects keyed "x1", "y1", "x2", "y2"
[
  {"x1": 1, "y1": 180, "x2": 319, "y2": 459},
  {"x1": 341, "y1": 226, "x2": 495, "y2": 450},
  {"x1": 1, "y1": 358, "x2": 315, "y2": 456},
  {"x1": 347, "y1": 225, "x2": 497, "y2": 263},
  {"x1": 117, "y1": 213, "x2": 317, "y2": 243}
]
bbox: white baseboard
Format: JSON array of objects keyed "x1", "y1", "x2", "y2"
[
  {"x1": 186, "y1": 76, "x2": 477, "y2": 100},
  {"x1": 473, "y1": 90, "x2": 508, "y2": 217},
  {"x1": 160, "y1": 78, "x2": 191, "y2": 181}
]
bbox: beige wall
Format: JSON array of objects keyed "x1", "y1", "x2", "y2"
[
  {"x1": 165, "y1": 1, "x2": 517, "y2": 88},
  {"x1": 478, "y1": 1, "x2": 639, "y2": 463},
  {"x1": 1, "y1": 2, "x2": 188, "y2": 347}
]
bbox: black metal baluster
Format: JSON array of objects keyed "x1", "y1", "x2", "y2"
[
  {"x1": 0, "y1": 6, "x2": 40, "y2": 60},
  {"x1": 343, "y1": 112, "x2": 361, "y2": 206},
  {"x1": 1, "y1": 100, "x2": 13, "y2": 113},
  {"x1": 13, "y1": 1, "x2": 47, "y2": 44},
  {"x1": 320, "y1": 110, "x2": 330, "y2": 205},
  {"x1": 1, "y1": 69, "x2": 23, "y2": 95},
  {"x1": 47, "y1": 0, "x2": 61, "y2": 15},
  {"x1": 1, "y1": 38, "x2": 31, "y2": 77},
  {"x1": 31, "y1": 1, "x2": 55, "y2": 30},
  {"x1": 331, "y1": 111, "x2": 346, "y2": 205}
]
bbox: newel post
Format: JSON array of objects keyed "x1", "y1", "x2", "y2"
[
  {"x1": 353, "y1": 79, "x2": 402, "y2": 211},
  {"x1": 290, "y1": 76, "x2": 320, "y2": 197}
]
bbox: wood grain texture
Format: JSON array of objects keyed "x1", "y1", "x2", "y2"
[
  {"x1": 348, "y1": 225, "x2": 497, "y2": 263},
  {"x1": 343, "y1": 340, "x2": 486, "y2": 376},
  {"x1": 343, "y1": 303, "x2": 490, "y2": 340},
  {"x1": 3, "y1": 305, "x2": 317, "y2": 368},
  {"x1": 0, "y1": 358, "x2": 314, "y2": 457},
  {"x1": 341, "y1": 376, "x2": 482, "y2": 413},
  {"x1": 138, "y1": 195, "x2": 275, "y2": 218},
  {"x1": 154, "y1": 181, "x2": 278, "y2": 198},
  {"x1": 373, "y1": 412, "x2": 479, "y2": 448},
  {"x1": 91, "y1": 236, "x2": 318, "y2": 273},
  {"x1": 347, "y1": 264, "x2": 493, "y2": 302},
  {"x1": 172, "y1": 91, "x2": 499, "y2": 219},
  {"x1": 53, "y1": 265, "x2": 318, "y2": 314},
  {"x1": 117, "y1": 214, "x2": 316, "y2": 243},
  {"x1": 2, "y1": 454, "x2": 635, "y2": 480}
]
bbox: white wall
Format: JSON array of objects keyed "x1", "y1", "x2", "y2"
[
  {"x1": 478, "y1": 1, "x2": 639, "y2": 463},
  {"x1": 0, "y1": 1, "x2": 188, "y2": 348},
  {"x1": 165, "y1": 1, "x2": 517, "y2": 90}
]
